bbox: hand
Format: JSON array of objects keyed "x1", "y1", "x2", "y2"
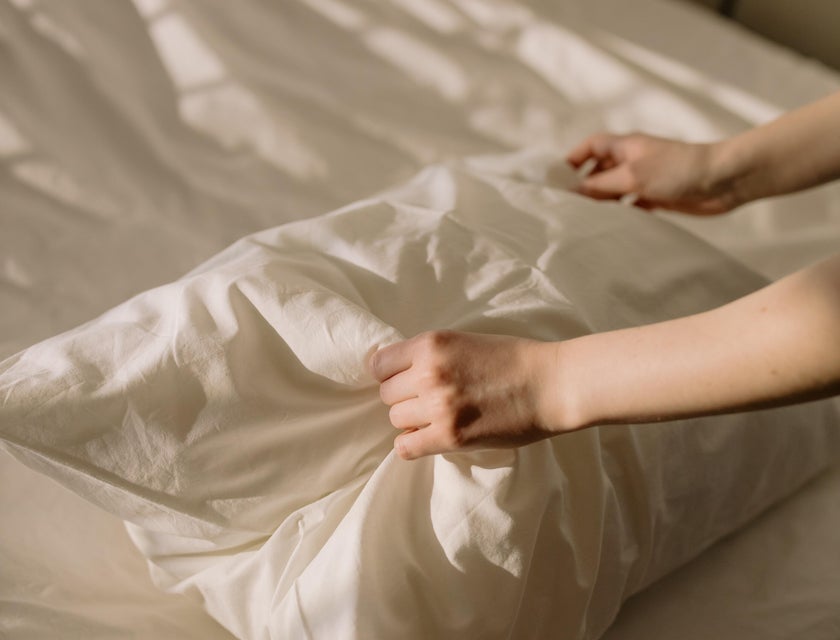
[
  {"x1": 369, "y1": 331, "x2": 566, "y2": 460},
  {"x1": 566, "y1": 133, "x2": 737, "y2": 215}
]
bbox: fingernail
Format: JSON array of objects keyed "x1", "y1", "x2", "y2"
[{"x1": 395, "y1": 437, "x2": 410, "y2": 460}]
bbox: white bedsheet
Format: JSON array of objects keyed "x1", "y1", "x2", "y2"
[
  {"x1": 5, "y1": 155, "x2": 837, "y2": 638},
  {"x1": 2, "y1": 0, "x2": 839, "y2": 638}
]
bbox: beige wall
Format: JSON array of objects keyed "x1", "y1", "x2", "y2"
[{"x1": 677, "y1": 0, "x2": 840, "y2": 71}]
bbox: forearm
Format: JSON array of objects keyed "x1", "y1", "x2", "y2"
[
  {"x1": 555, "y1": 255, "x2": 840, "y2": 430},
  {"x1": 712, "y1": 91, "x2": 840, "y2": 206}
]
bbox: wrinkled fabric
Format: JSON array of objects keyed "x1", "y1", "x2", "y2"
[
  {"x1": 2, "y1": 158, "x2": 838, "y2": 639},
  {"x1": 3, "y1": 0, "x2": 840, "y2": 638}
]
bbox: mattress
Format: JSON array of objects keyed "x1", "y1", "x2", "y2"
[{"x1": 1, "y1": 0, "x2": 839, "y2": 637}]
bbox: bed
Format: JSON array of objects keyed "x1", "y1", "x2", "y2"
[{"x1": 2, "y1": 1, "x2": 839, "y2": 638}]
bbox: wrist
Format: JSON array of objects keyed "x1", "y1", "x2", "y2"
[
  {"x1": 709, "y1": 135, "x2": 766, "y2": 209},
  {"x1": 539, "y1": 339, "x2": 592, "y2": 433}
]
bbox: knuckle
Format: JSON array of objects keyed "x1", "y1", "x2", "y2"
[
  {"x1": 419, "y1": 362, "x2": 452, "y2": 388},
  {"x1": 416, "y1": 331, "x2": 462, "y2": 386},
  {"x1": 417, "y1": 330, "x2": 436, "y2": 349},
  {"x1": 432, "y1": 363, "x2": 452, "y2": 385},
  {"x1": 378, "y1": 382, "x2": 390, "y2": 404},
  {"x1": 431, "y1": 386, "x2": 458, "y2": 417},
  {"x1": 396, "y1": 438, "x2": 413, "y2": 460},
  {"x1": 441, "y1": 428, "x2": 463, "y2": 451},
  {"x1": 440, "y1": 385, "x2": 459, "y2": 410},
  {"x1": 625, "y1": 164, "x2": 643, "y2": 190},
  {"x1": 421, "y1": 329, "x2": 454, "y2": 351},
  {"x1": 369, "y1": 350, "x2": 382, "y2": 378}
]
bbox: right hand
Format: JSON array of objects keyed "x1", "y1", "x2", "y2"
[
  {"x1": 566, "y1": 133, "x2": 737, "y2": 215},
  {"x1": 369, "y1": 331, "x2": 569, "y2": 460}
]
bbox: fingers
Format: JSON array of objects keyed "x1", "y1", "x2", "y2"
[
  {"x1": 372, "y1": 335, "x2": 446, "y2": 460},
  {"x1": 378, "y1": 368, "x2": 418, "y2": 404},
  {"x1": 567, "y1": 134, "x2": 638, "y2": 202},
  {"x1": 371, "y1": 331, "x2": 469, "y2": 461},
  {"x1": 395, "y1": 429, "x2": 442, "y2": 460},
  {"x1": 566, "y1": 133, "x2": 619, "y2": 168},
  {"x1": 385, "y1": 387, "x2": 441, "y2": 460},
  {"x1": 369, "y1": 339, "x2": 414, "y2": 382},
  {"x1": 578, "y1": 164, "x2": 637, "y2": 199},
  {"x1": 388, "y1": 397, "x2": 430, "y2": 430}
]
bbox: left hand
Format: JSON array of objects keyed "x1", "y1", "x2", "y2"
[
  {"x1": 566, "y1": 133, "x2": 735, "y2": 215},
  {"x1": 369, "y1": 331, "x2": 565, "y2": 460}
]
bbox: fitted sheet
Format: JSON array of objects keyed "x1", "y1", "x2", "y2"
[{"x1": 2, "y1": 0, "x2": 840, "y2": 638}]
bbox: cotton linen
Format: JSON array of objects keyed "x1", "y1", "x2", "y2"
[{"x1": 2, "y1": 158, "x2": 837, "y2": 639}]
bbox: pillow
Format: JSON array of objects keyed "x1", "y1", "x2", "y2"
[{"x1": 2, "y1": 153, "x2": 838, "y2": 639}]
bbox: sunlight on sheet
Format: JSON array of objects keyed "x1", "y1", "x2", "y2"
[
  {"x1": 452, "y1": 0, "x2": 531, "y2": 32},
  {"x1": 364, "y1": 28, "x2": 469, "y2": 102},
  {"x1": 0, "y1": 112, "x2": 29, "y2": 159},
  {"x1": 12, "y1": 160, "x2": 121, "y2": 220},
  {"x1": 2, "y1": 257, "x2": 34, "y2": 290},
  {"x1": 388, "y1": 0, "x2": 464, "y2": 35},
  {"x1": 143, "y1": 8, "x2": 327, "y2": 180},
  {"x1": 30, "y1": 11, "x2": 84, "y2": 58},
  {"x1": 179, "y1": 86, "x2": 328, "y2": 180},
  {"x1": 6, "y1": 0, "x2": 84, "y2": 58},
  {"x1": 600, "y1": 34, "x2": 783, "y2": 125},
  {"x1": 148, "y1": 12, "x2": 226, "y2": 90},
  {"x1": 0, "y1": 109, "x2": 116, "y2": 219},
  {"x1": 131, "y1": 0, "x2": 169, "y2": 19},
  {"x1": 517, "y1": 23, "x2": 637, "y2": 104},
  {"x1": 300, "y1": 0, "x2": 368, "y2": 30},
  {"x1": 0, "y1": 104, "x2": 118, "y2": 219}
]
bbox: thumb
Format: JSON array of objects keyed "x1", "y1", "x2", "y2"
[{"x1": 395, "y1": 428, "x2": 438, "y2": 460}]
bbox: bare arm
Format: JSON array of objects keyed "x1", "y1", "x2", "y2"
[
  {"x1": 372, "y1": 93, "x2": 840, "y2": 460},
  {"x1": 558, "y1": 254, "x2": 840, "y2": 429},
  {"x1": 565, "y1": 91, "x2": 840, "y2": 213},
  {"x1": 371, "y1": 255, "x2": 840, "y2": 459},
  {"x1": 719, "y1": 91, "x2": 840, "y2": 206}
]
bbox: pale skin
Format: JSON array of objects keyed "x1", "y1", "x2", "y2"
[{"x1": 371, "y1": 91, "x2": 840, "y2": 461}]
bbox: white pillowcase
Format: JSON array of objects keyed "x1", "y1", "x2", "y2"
[{"x1": 2, "y1": 155, "x2": 837, "y2": 640}]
